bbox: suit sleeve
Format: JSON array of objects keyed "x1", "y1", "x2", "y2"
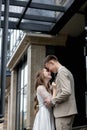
[{"x1": 51, "y1": 70, "x2": 72, "y2": 104}]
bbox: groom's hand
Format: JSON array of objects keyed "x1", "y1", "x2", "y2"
[{"x1": 44, "y1": 98, "x2": 51, "y2": 107}]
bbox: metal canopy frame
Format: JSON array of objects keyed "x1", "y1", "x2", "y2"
[
  {"x1": 0, "y1": 0, "x2": 9, "y2": 120},
  {"x1": 1, "y1": 0, "x2": 85, "y2": 33}
]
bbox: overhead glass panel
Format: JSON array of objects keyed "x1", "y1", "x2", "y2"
[
  {"x1": 55, "y1": 0, "x2": 74, "y2": 18},
  {"x1": 15, "y1": 0, "x2": 29, "y2": 1},
  {"x1": 9, "y1": 17, "x2": 19, "y2": 22},
  {"x1": 1, "y1": 5, "x2": 4, "y2": 12},
  {"x1": 9, "y1": 5, "x2": 24, "y2": 13},
  {"x1": 1, "y1": 17, "x2": 4, "y2": 21},
  {"x1": 32, "y1": 0, "x2": 55, "y2": 5},
  {"x1": 31, "y1": 0, "x2": 55, "y2": 18},
  {"x1": 26, "y1": 8, "x2": 55, "y2": 18},
  {"x1": 56, "y1": 0, "x2": 74, "y2": 7},
  {"x1": 22, "y1": 19, "x2": 53, "y2": 24}
]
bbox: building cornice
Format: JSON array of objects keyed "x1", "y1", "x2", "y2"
[{"x1": 7, "y1": 33, "x2": 67, "y2": 70}]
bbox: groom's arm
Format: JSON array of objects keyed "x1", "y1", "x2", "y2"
[
  {"x1": 51, "y1": 70, "x2": 72, "y2": 104},
  {"x1": 44, "y1": 82, "x2": 57, "y2": 107}
]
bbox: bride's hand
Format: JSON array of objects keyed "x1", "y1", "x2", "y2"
[{"x1": 52, "y1": 82, "x2": 57, "y2": 89}]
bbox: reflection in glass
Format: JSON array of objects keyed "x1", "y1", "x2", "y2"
[
  {"x1": 20, "y1": 89, "x2": 23, "y2": 130},
  {"x1": 24, "y1": 65, "x2": 28, "y2": 86},
  {"x1": 16, "y1": 62, "x2": 28, "y2": 130}
]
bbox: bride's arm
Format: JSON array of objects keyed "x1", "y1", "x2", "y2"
[{"x1": 37, "y1": 85, "x2": 52, "y2": 101}]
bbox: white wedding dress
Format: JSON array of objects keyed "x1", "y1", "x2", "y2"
[{"x1": 32, "y1": 85, "x2": 55, "y2": 130}]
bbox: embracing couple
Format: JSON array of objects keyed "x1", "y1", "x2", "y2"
[{"x1": 33, "y1": 55, "x2": 77, "y2": 130}]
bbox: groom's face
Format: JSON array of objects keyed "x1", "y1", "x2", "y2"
[{"x1": 45, "y1": 60, "x2": 57, "y2": 73}]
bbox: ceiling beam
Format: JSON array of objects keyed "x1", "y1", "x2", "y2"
[
  {"x1": 30, "y1": 2, "x2": 66, "y2": 12},
  {"x1": 1, "y1": 11, "x2": 56, "y2": 23},
  {"x1": 2, "y1": 0, "x2": 66, "y2": 12},
  {"x1": 1, "y1": 21, "x2": 51, "y2": 32},
  {"x1": 49, "y1": 0, "x2": 86, "y2": 35},
  {"x1": 17, "y1": 0, "x2": 32, "y2": 28}
]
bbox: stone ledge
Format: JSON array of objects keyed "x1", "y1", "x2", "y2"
[{"x1": 25, "y1": 33, "x2": 67, "y2": 46}]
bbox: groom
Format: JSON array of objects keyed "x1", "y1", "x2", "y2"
[{"x1": 44, "y1": 55, "x2": 77, "y2": 130}]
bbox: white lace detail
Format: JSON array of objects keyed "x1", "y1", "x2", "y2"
[{"x1": 37, "y1": 85, "x2": 52, "y2": 101}]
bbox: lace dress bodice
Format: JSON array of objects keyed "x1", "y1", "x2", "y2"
[{"x1": 37, "y1": 85, "x2": 52, "y2": 108}]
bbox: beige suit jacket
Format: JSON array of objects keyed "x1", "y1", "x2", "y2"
[{"x1": 51, "y1": 66, "x2": 78, "y2": 118}]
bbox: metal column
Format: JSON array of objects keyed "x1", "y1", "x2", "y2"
[
  {"x1": 0, "y1": 0, "x2": 2, "y2": 120},
  {"x1": 0, "y1": 0, "x2": 2, "y2": 27},
  {"x1": 0, "y1": 0, "x2": 9, "y2": 119},
  {"x1": 85, "y1": 7, "x2": 87, "y2": 54},
  {"x1": 85, "y1": 7, "x2": 87, "y2": 118}
]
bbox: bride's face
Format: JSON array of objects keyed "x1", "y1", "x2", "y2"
[{"x1": 43, "y1": 68, "x2": 52, "y2": 80}]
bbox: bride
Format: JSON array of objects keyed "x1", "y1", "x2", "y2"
[{"x1": 32, "y1": 68, "x2": 57, "y2": 130}]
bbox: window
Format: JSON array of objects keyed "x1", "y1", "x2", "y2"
[{"x1": 15, "y1": 56, "x2": 28, "y2": 130}]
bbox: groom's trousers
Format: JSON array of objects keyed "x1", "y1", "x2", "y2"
[{"x1": 55, "y1": 115, "x2": 75, "y2": 130}]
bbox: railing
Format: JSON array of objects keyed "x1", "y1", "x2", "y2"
[{"x1": 7, "y1": 30, "x2": 25, "y2": 62}]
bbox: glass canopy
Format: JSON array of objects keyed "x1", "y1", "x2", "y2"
[{"x1": 1, "y1": 0, "x2": 75, "y2": 34}]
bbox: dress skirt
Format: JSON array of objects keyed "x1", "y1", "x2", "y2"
[{"x1": 32, "y1": 105, "x2": 55, "y2": 130}]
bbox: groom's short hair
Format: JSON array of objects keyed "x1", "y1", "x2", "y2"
[{"x1": 44, "y1": 55, "x2": 58, "y2": 65}]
